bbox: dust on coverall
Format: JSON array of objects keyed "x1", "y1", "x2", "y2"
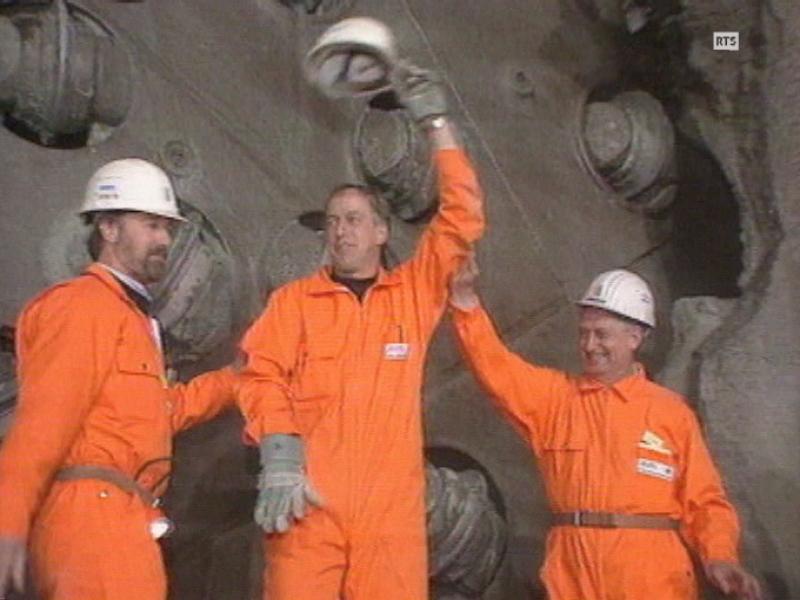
[
  {"x1": 452, "y1": 305, "x2": 741, "y2": 600},
  {"x1": 238, "y1": 148, "x2": 485, "y2": 600},
  {"x1": 0, "y1": 263, "x2": 238, "y2": 600}
]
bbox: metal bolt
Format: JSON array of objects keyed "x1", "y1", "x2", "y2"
[
  {"x1": 583, "y1": 102, "x2": 633, "y2": 170},
  {"x1": 161, "y1": 140, "x2": 196, "y2": 177},
  {"x1": 510, "y1": 68, "x2": 536, "y2": 98}
]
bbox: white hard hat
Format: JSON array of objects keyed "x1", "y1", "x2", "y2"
[
  {"x1": 80, "y1": 158, "x2": 186, "y2": 221},
  {"x1": 304, "y1": 17, "x2": 397, "y2": 98},
  {"x1": 577, "y1": 269, "x2": 656, "y2": 328}
]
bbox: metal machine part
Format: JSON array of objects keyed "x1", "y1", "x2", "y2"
[
  {"x1": 150, "y1": 201, "x2": 241, "y2": 368},
  {"x1": 576, "y1": 90, "x2": 677, "y2": 214},
  {"x1": 426, "y1": 462, "x2": 507, "y2": 598},
  {"x1": 353, "y1": 101, "x2": 437, "y2": 221},
  {"x1": 0, "y1": 0, "x2": 131, "y2": 146}
]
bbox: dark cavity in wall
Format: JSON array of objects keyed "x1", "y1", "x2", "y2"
[
  {"x1": 606, "y1": 9, "x2": 744, "y2": 298},
  {"x1": 668, "y1": 134, "x2": 743, "y2": 298}
]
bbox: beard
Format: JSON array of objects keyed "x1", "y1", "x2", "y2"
[{"x1": 141, "y1": 248, "x2": 169, "y2": 283}]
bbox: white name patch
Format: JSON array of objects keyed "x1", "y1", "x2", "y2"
[
  {"x1": 384, "y1": 343, "x2": 410, "y2": 360},
  {"x1": 636, "y1": 458, "x2": 676, "y2": 481}
]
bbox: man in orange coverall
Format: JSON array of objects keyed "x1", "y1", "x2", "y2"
[
  {"x1": 0, "y1": 158, "x2": 238, "y2": 600},
  {"x1": 448, "y1": 260, "x2": 763, "y2": 599},
  {"x1": 237, "y1": 69, "x2": 484, "y2": 600}
]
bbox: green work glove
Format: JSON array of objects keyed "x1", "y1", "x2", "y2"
[
  {"x1": 392, "y1": 62, "x2": 449, "y2": 124},
  {"x1": 254, "y1": 434, "x2": 324, "y2": 534}
]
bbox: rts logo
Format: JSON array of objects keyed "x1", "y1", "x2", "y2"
[{"x1": 713, "y1": 32, "x2": 740, "y2": 51}]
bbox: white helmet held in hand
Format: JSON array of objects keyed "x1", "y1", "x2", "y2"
[
  {"x1": 578, "y1": 269, "x2": 656, "y2": 328},
  {"x1": 304, "y1": 17, "x2": 397, "y2": 98},
  {"x1": 80, "y1": 158, "x2": 186, "y2": 222}
]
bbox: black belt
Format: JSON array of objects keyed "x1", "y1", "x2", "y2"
[
  {"x1": 56, "y1": 465, "x2": 161, "y2": 507},
  {"x1": 552, "y1": 511, "x2": 679, "y2": 530}
]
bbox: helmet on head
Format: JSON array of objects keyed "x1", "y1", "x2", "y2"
[
  {"x1": 577, "y1": 269, "x2": 656, "y2": 328},
  {"x1": 80, "y1": 158, "x2": 186, "y2": 222}
]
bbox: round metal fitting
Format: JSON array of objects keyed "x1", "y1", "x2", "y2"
[
  {"x1": 582, "y1": 101, "x2": 632, "y2": 170},
  {"x1": 425, "y1": 460, "x2": 507, "y2": 597},
  {"x1": 608, "y1": 91, "x2": 675, "y2": 197},
  {"x1": 509, "y1": 67, "x2": 536, "y2": 98},
  {"x1": 150, "y1": 201, "x2": 240, "y2": 367},
  {"x1": 0, "y1": 1, "x2": 132, "y2": 146},
  {"x1": 576, "y1": 89, "x2": 677, "y2": 215},
  {"x1": 353, "y1": 104, "x2": 436, "y2": 222},
  {"x1": 160, "y1": 140, "x2": 197, "y2": 178}
]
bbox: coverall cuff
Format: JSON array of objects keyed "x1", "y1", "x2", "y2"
[
  {"x1": 434, "y1": 147, "x2": 469, "y2": 173},
  {"x1": 701, "y1": 545, "x2": 740, "y2": 565},
  {"x1": 450, "y1": 302, "x2": 482, "y2": 317},
  {"x1": 242, "y1": 418, "x2": 299, "y2": 446}
]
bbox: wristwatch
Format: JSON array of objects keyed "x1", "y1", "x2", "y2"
[{"x1": 426, "y1": 116, "x2": 447, "y2": 130}]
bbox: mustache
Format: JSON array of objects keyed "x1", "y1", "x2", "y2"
[{"x1": 148, "y1": 247, "x2": 169, "y2": 260}]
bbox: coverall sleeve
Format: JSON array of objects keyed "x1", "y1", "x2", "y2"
[
  {"x1": 170, "y1": 366, "x2": 239, "y2": 432},
  {"x1": 237, "y1": 286, "x2": 303, "y2": 442},
  {"x1": 452, "y1": 304, "x2": 568, "y2": 440},
  {"x1": 408, "y1": 149, "x2": 485, "y2": 314},
  {"x1": 0, "y1": 289, "x2": 112, "y2": 539},
  {"x1": 677, "y1": 409, "x2": 741, "y2": 564}
]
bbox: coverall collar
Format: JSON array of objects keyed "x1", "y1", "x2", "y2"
[
  {"x1": 84, "y1": 262, "x2": 149, "y2": 315},
  {"x1": 307, "y1": 265, "x2": 402, "y2": 296},
  {"x1": 577, "y1": 363, "x2": 647, "y2": 402},
  {"x1": 99, "y1": 264, "x2": 153, "y2": 302}
]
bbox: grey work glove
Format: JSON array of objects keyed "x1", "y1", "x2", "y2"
[
  {"x1": 0, "y1": 537, "x2": 26, "y2": 597},
  {"x1": 254, "y1": 434, "x2": 324, "y2": 534},
  {"x1": 391, "y1": 62, "x2": 448, "y2": 124}
]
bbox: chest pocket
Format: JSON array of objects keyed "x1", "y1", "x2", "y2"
[
  {"x1": 295, "y1": 326, "x2": 346, "y2": 402},
  {"x1": 534, "y1": 402, "x2": 588, "y2": 501},
  {"x1": 110, "y1": 332, "x2": 165, "y2": 424},
  {"x1": 539, "y1": 396, "x2": 587, "y2": 451},
  {"x1": 115, "y1": 334, "x2": 162, "y2": 380}
]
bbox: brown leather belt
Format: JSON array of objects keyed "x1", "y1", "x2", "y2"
[
  {"x1": 56, "y1": 465, "x2": 160, "y2": 508},
  {"x1": 552, "y1": 511, "x2": 679, "y2": 530}
]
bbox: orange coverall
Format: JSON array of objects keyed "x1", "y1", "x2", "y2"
[
  {"x1": 0, "y1": 263, "x2": 237, "y2": 600},
  {"x1": 452, "y1": 305, "x2": 741, "y2": 599},
  {"x1": 238, "y1": 149, "x2": 484, "y2": 600}
]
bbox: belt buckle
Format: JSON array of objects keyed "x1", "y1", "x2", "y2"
[
  {"x1": 573, "y1": 511, "x2": 583, "y2": 526},
  {"x1": 149, "y1": 516, "x2": 174, "y2": 539}
]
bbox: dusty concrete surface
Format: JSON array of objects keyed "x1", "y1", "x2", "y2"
[{"x1": 0, "y1": 0, "x2": 798, "y2": 598}]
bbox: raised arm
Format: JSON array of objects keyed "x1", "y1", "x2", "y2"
[
  {"x1": 449, "y1": 257, "x2": 568, "y2": 441},
  {"x1": 393, "y1": 66, "x2": 485, "y2": 312}
]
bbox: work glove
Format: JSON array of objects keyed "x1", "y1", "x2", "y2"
[
  {"x1": 254, "y1": 434, "x2": 323, "y2": 534},
  {"x1": 391, "y1": 62, "x2": 448, "y2": 124}
]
